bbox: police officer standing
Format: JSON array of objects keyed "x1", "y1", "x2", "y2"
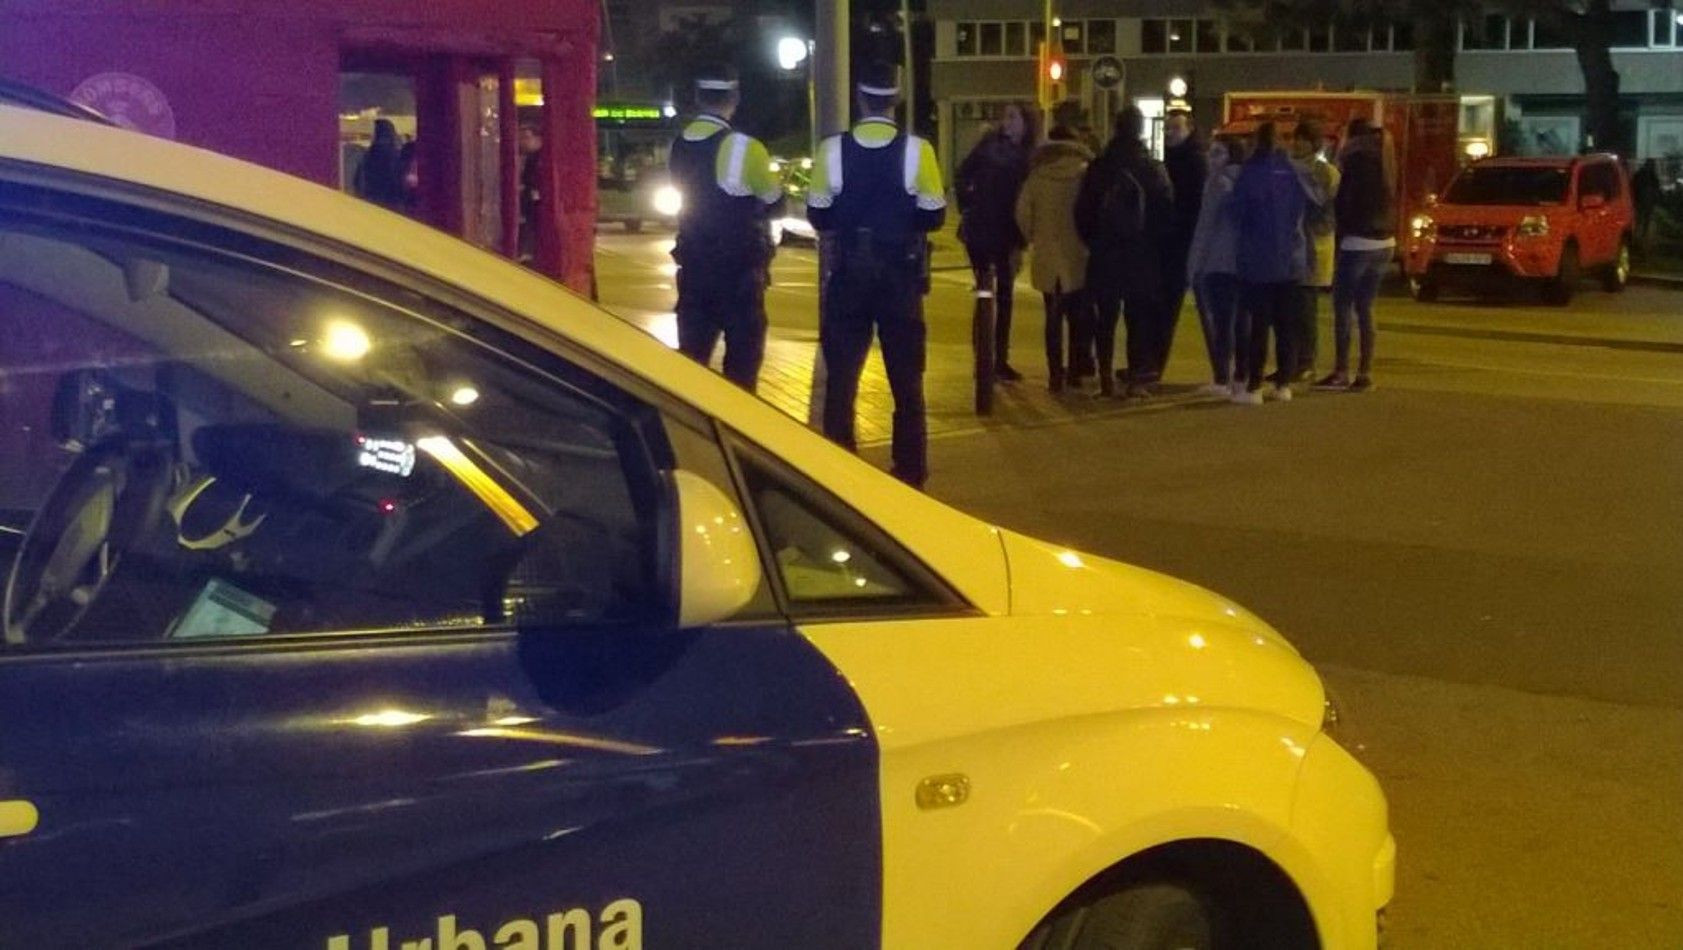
[
  {"x1": 806, "y1": 61, "x2": 947, "y2": 489},
  {"x1": 669, "y1": 64, "x2": 784, "y2": 391}
]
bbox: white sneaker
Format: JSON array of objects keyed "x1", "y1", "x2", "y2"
[
  {"x1": 1270, "y1": 385, "x2": 1294, "y2": 403},
  {"x1": 1231, "y1": 388, "x2": 1264, "y2": 406},
  {"x1": 1198, "y1": 382, "x2": 1229, "y2": 397}
]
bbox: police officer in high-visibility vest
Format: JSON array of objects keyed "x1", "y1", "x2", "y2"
[
  {"x1": 806, "y1": 61, "x2": 947, "y2": 489},
  {"x1": 668, "y1": 64, "x2": 784, "y2": 391}
]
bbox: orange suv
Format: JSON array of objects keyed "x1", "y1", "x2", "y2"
[{"x1": 1404, "y1": 153, "x2": 1634, "y2": 305}]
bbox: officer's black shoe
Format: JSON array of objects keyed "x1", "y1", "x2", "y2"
[{"x1": 996, "y1": 363, "x2": 1023, "y2": 382}]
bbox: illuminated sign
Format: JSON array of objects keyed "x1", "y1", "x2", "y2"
[{"x1": 594, "y1": 104, "x2": 665, "y2": 121}]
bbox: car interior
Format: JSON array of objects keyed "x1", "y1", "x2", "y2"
[{"x1": 0, "y1": 200, "x2": 651, "y2": 648}]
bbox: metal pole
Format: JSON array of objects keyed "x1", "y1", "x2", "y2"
[
  {"x1": 808, "y1": 0, "x2": 849, "y2": 428},
  {"x1": 901, "y1": 0, "x2": 915, "y2": 133}
]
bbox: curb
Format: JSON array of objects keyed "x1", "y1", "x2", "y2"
[{"x1": 1631, "y1": 272, "x2": 1683, "y2": 289}]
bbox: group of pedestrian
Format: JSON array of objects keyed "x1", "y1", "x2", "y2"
[
  {"x1": 666, "y1": 62, "x2": 1400, "y2": 492},
  {"x1": 962, "y1": 103, "x2": 1398, "y2": 405}
]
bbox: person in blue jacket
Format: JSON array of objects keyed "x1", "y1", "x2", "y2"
[{"x1": 1231, "y1": 122, "x2": 1308, "y2": 405}]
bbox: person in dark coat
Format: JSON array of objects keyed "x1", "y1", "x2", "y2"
[
  {"x1": 955, "y1": 103, "x2": 1035, "y2": 380},
  {"x1": 1157, "y1": 107, "x2": 1207, "y2": 384},
  {"x1": 1232, "y1": 122, "x2": 1308, "y2": 404},
  {"x1": 1075, "y1": 106, "x2": 1175, "y2": 398},
  {"x1": 1633, "y1": 158, "x2": 1661, "y2": 254},
  {"x1": 353, "y1": 118, "x2": 408, "y2": 211}
]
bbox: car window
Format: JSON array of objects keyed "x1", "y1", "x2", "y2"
[
  {"x1": 732, "y1": 447, "x2": 965, "y2": 618},
  {"x1": 0, "y1": 183, "x2": 660, "y2": 648},
  {"x1": 1579, "y1": 162, "x2": 1618, "y2": 202},
  {"x1": 1444, "y1": 165, "x2": 1570, "y2": 205}
]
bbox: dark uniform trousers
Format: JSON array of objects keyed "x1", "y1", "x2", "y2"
[
  {"x1": 821, "y1": 239, "x2": 927, "y2": 488},
  {"x1": 676, "y1": 261, "x2": 767, "y2": 391}
]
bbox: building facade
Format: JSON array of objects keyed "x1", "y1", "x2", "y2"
[{"x1": 929, "y1": 0, "x2": 1683, "y2": 180}]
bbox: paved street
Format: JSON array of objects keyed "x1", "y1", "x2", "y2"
[{"x1": 597, "y1": 227, "x2": 1683, "y2": 947}]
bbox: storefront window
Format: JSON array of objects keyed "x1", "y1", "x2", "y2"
[
  {"x1": 339, "y1": 72, "x2": 419, "y2": 215},
  {"x1": 463, "y1": 73, "x2": 504, "y2": 252}
]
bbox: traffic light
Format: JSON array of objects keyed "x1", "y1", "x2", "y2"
[{"x1": 1038, "y1": 40, "x2": 1066, "y2": 109}]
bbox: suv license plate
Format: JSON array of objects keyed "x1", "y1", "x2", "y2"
[{"x1": 1444, "y1": 252, "x2": 1493, "y2": 265}]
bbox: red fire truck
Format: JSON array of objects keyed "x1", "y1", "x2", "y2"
[{"x1": 1218, "y1": 90, "x2": 1463, "y2": 246}]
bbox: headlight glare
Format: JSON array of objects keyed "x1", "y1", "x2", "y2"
[{"x1": 652, "y1": 184, "x2": 683, "y2": 217}]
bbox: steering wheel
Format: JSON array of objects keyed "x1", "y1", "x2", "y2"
[{"x1": 3, "y1": 437, "x2": 173, "y2": 645}]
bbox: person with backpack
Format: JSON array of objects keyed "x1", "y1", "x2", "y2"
[
  {"x1": 955, "y1": 102, "x2": 1035, "y2": 381},
  {"x1": 1016, "y1": 124, "x2": 1094, "y2": 392},
  {"x1": 1232, "y1": 122, "x2": 1308, "y2": 405},
  {"x1": 1186, "y1": 137, "x2": 1249, "y2": 398},
  {"x1": 1288, "y1": 119, "x2": 1340, "y2": 383},
  {"x1": 1074, "y1": 107, "x2": 1174, "y2": 399},
  {"x1": 1317, "y1": 119, "x2": 1396, "y2": 393}
]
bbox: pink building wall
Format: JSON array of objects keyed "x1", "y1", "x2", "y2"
[{"x1": 0, "y1": 1, "x2": 599, "y2": 291}]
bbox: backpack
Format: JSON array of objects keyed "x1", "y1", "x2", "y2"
[{"x1": 1098, "y1": 166, "x2": 1147, "y2": 245}]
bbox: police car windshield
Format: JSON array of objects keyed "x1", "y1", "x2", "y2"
[{"x1": 1444, "y1": 166, "x2": 1570, "y2": 206}]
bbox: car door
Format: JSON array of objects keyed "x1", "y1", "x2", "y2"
[
  {"x1": 1575, "y1": 161, "x2": 1616, "y2": 264},
  {"x1": 0, "y1": 175, "x2": 880, "y2": 949}
]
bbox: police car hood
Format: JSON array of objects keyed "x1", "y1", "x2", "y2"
[{"x1": 995, "y1": 529, "x2": 1323, "y2": 728}]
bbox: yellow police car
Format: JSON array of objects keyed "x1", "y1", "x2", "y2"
[{"x1": 0, "y1": 96, "x2": 1391, "y2": 949}]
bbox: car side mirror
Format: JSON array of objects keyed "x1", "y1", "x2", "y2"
[
  {"x1": 1581, "y1": 193, "x2": 1607, "y2": 210},
  {"x1": 672, "y1": 471, "x2": 761, "y2": 628}
]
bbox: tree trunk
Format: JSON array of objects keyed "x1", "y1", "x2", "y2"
[
  {"x1": 1572, "y1": 0, "x2": 1624, "y2": 155},
  {"x1": 1412, "y1": 9, "x2": 1458, "y2": 93}
]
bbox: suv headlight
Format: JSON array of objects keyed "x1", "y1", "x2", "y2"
[
  {"x1": 1409, "y1": 214, "x2": 1435, "y2": 241},
  {"x1": 1517, "y1": 214, "x2": 1550, "y2": 238}
]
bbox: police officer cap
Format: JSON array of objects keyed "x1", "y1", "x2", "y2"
[
  {"x1": 695, "y1": 63, "x2": 739, "y2": 92},
  {"x1": 857, "y1": 61, "x2": 900, "y2": 97}
]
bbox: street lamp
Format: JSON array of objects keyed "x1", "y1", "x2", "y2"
[
  {"x1": 777, "y1": 36, "x2": 817, "y2": 160},
  {"x1": 777, "y1": 36, "x2": 810, "y2": 72}
]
